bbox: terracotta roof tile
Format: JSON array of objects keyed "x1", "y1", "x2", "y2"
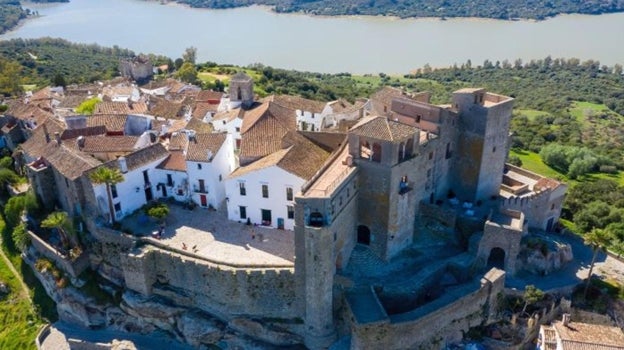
[
  {"x1": 231, "y1": 132, "x2": 329, "y2": 180},
  {"x1": 21, "y1": 118, "x2": 66, "y2": 159},
  {"x1": 185, "y1": 118, "x2": 213, "y2": 134},
  {"x1": 196, "y1": 90, "x2": 223, "y2": 102},
  {"x1": 33, "y1": 144, "x2": 101, "y2": 180},
  {"x1": 86, "y1": 114, "x2": 128, "y2": 133},
  {"x1": 168, "y1": 132, "x2": 189, "y2": 151},
  {"x1": 57, "y1": 95, "x2": 89, "y2": 109},
  {"x1": 94, "y1": 101, "x2": 147, "y2": 115},
  {"x1": 94, "y1": 143, "x2": 169, "y2": 174},
  {"x1": 553, "y1": 321, "x2": 624, "y2": 349},
  {"x1": 79, "y1": 136, "x2": 139, "y2": 153},
  {"x1": 61, "y1": 126, "x2": 107, "y2": 140},
  {"x1": 239, "y1": 103, "x2": 296, "y2": 162},
  {"x1": 192, "y1": 102, "x2": 218, "y2": 119},
  {"x1": 212, "y1": 108, "x2": 243, "y2": 123},
  {"x1": 350, "y1": 116, "x2": 418, "y2": 142},
  {"x1": 157, "y1": 151, "x2": 187, "y2": 172},
  {"x1": 148, "y1": 97, "x2": 185, "y2": 119},
  {"x1": 265, "y1": 95, "x2": 327, "y2": 114},
  {"x1": 186, "y1": 133, "x2": 227, "y2": 162}
]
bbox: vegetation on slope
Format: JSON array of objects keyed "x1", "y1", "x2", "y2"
[{"x1": 171, "y1": 0, "x2": 624, "y2": 20}]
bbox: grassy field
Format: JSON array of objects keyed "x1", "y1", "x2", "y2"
[
  {"x1": 510, "y1": 149, "x2": 624, "y2": 185},
  {"x1": 0, "y1": 217, "x2": 46, "y2": 350},
  {"x1": 514, "y1": 109, "x2": 552, "y2": 120},
  {"x1": 568, "y1": 101, "x2": 618, "y2": 124}
]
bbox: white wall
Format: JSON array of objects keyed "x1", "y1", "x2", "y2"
[
  {"x1": 186, "y1": 135, "x2": 235, "y2": 209},
  {"x1": 295, "y1": 109, "x2": 325, "y2": 132},
  {"x1": 211, "y1": 118, "x2": 242, "y2": 147},
  {"x1": 151, "y1": 169, "x2": 189, "y2": 202},
  {"x1": 92, "y1": 156, "x2": 168, "y2": 221},
  {"x1": 225, "y1": 166, "x2": 304, "y2": 230}
]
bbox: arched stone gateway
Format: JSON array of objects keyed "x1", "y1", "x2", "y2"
[
  {"x1": 487, "y1": 247, "x2": 506, "y2": 270},
  {"x1": 357, "y1": 225, "x2": 371, "y2": 245}
]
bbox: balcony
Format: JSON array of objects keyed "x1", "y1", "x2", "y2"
[{"x1": 193, "y1": 185, "x2": 208, "y2": 194}]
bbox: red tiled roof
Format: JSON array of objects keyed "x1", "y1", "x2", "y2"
[
  {"x1": 79, "y1": 136, "x2": 139, "y2": 153},
  {"x1": 86, "y1": 114, "x2": 128, "y2": 133},
  {"x1": 196, "y1": 90, "x2": 223, "y2": 102},
  {"x1": 186, "y1": 133, "x2": 227, "y2": 162},
  {"x1": 94, "y1": 101, "x2": 147, "y2": 115},
  {"x1": 553, "y1": 321, "x2": 624, "y2": 350},
  {"x1": 157, "y1": 151, "x2": 187, "y2": 172},
  {"x1": 350, "y1": 116, "x2": 418, "y2": 142}
]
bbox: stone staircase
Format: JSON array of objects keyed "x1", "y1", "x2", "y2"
[{"x1": 344, "y1": 244, "x2": 389, "y2": 278}]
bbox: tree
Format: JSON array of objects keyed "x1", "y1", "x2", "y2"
[
  {"x1": 89, "y1": 167, "x2": 124, "y2": 224},
  {"x1": 41, "y1": 211, "x2": 76, "y2": 249},
  {"x1": 53, "y1": 73, "x2": 66, "y2": 88},
  {"x1": 75, "y1": 97, "x2": 101, "y2": 115},
  {"x1": 182, "y1": 46, "x2": 197, "y2": 64},
  {"x1": 175, "y1": 61, "x2": 198, "y2": 84},
  {"x1": 146, "y1": 203, "x2": 169, "y2": 223},
  {"x1": 12, "y1": 222, "x2": 29, "y2": 252},
  {"x1": 3, "y1": 191, "x2": 37, "y2": 227},
  {"x1": 0, "y1": 56, "x2": 23, "y2": 97},
  {"x1": 583, "y1": 227, "x2": 612, "y2": 300},
  {"x1": 521, "y1": 284, "x2": 544, "y2": 315}
]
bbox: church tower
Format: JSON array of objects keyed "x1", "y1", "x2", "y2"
[{"x1": 228, "y1": 72, "x2": 254, "y2": 109}]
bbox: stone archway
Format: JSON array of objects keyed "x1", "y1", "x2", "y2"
[
  {"x1": 357, "y1": 225, "x2": 371, "y2": 245},
  {"x1": 487, "y1": 247, "x2": 506, "y2": 270}
]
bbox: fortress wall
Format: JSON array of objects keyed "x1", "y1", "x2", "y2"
[
  {"x1": 419, "y1": 202, "x2": 457, "y2": 227},
  {"x1": 351, "y1": 269, "x2": 505, "y2": 350},
  {"x1": 121, "y1": 247, "x2": 299, "y2": 320}
]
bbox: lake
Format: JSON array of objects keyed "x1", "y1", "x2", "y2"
[{"x1": 2, "y1": 0, "x2": 624, "y2": 74}]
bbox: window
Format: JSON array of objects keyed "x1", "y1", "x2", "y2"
[
  {"x1": 114, "y1": 202, "x2": 121, "y2": 212},
  {"x1": 287, "y1": 205, "x2": 294, "y2": 219},
  {"x1": 143, "y1": 170, "x2": 150, "y2": 184},
  {"x1": 551, "y1": 203, "x2": 555, "y2": 210},
  {"x1": 286, "y1": 187, "x2": 293, "y2": 201},
  {"x1": 219, "y1": 174, "x2": 222, "y2": 182},
  {"x1": 197, "y1": 163, "x2": 202, "y2": 170},
  {"x1": 262, "y1": 184, "x2": 269, "y2": 198},
  {"x1": 65, "y1": 178, "x2": 69, "y2": 187},
  {"x1": 239, "y1": 206, "x2": 247, "y2": 219},
  {"x1": 111, "y1": 184, "x2": 118, "y2": 198},
  {"x1": 428, "y1": 152, "x2": 433, "y2": 160},
  {"x1": 445, "y1": 143, "x2": 452, "y2": 159},
  {"x1": 167, "y1": 174, "x2": 173, "y2": 187},
  {"x1": 492, "y1": 146, "x2": 497, "y2": 153},
  {"x1": 235, "y1": 127, "x2": 240, "y2": 132},
  {"x1": 239, "y1": 182, "x2": 246, "y2": 196},
  {"x1": 416, "y1": 115, "x2": 421, "y2": 123}
]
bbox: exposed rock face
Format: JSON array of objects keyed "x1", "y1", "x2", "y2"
[
  {"x1": 519, "y1": 239, "x2": 573, "y2": 275},
  {"x1": 229, "y1": 318, "x2": 303, "y2": 346},
  {"x1": 0, "y1": 281, "x2": 10, "y2": 296},
  {"x1": 176, "y1": 311, "x2": 224, "y2": 347}
]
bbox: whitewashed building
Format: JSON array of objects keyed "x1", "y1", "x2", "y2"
[
  {"x1": 185, "y1": 133, "x2": 235, "y2": 209},
  {"x1": 226, "y1": 133, "x2": 330, "y2": 230},
  {"x1": 90, "y1": 144, "x2": 169, "y2": 222}
]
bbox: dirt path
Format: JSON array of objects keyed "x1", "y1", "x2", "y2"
[{"x1": 0, "y1": 238, "x2": 32, "y2": 304}]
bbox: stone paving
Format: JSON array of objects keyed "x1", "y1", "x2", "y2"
[{"x1": 121, "y1": 203, "x2": 295, "y2": 268}]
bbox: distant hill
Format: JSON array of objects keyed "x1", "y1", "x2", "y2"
[{"x1": 170, "y1": 0, "x2": 624, "y2": 20}]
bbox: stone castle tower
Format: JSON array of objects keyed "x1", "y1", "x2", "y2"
[
  {"x1": 452, "y1": 88, "x2": 514, "y2": 202},
  {"x1": 228, "y1": 72, "x2": 254, "y2": 109},
  {"x1": 348, "y1": 117, "x2": 422, "y2": 260}
]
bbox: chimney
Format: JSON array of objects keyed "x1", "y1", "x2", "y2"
[
  {"x1": 76, "y1": 136, "x2": 85, "y2": 149},
  {"x1": 54, "y1": 131, "x2": 61, "y2": 145},
  {"x1": 207, "y1": 150, "x2": 213, "y2": 161},
  {"x1": 118, "y1": 156, "x2": 128, "y2": 173},
  {"x1": 562, "y1": 313, "x2": 570, "y2": 326},
  {"x1": 43, "y1": 124, "x2": 50, "y2": 143}
]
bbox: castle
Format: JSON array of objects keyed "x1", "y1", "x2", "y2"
[{"x1": 1, "y1": 73, "x2": 567, "y2": 349}]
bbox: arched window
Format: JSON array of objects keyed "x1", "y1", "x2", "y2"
[
  {"x1": 405, "y1": 137, "x2": 414, "y2": 158},
  {"x1": 360, "y1": 139, "x2": 371, "y2": 159},
  {"x1": 372, "y1": 143, "x2": 382, "y2": 162}
]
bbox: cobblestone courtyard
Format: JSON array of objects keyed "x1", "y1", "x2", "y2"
[{"x1": 121, "y1": 204, "x2": 295, "y2": 268}]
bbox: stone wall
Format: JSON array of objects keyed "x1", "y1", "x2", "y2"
[
  {"x1": 350, "y1": 268, "x2": 505, "y2": 349},
  {"x1": 476, "y1": 211, "x2": 524, "y2": 275},
  {"x1": 120, "y1": 246, "x2": 299, "y2": 321},
  {"x1": 419, "y1": 202, "x2": 457, "y2": 228},
  {"x1": 28, "y1": 231, "x2": 89, "y2": 278}
]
